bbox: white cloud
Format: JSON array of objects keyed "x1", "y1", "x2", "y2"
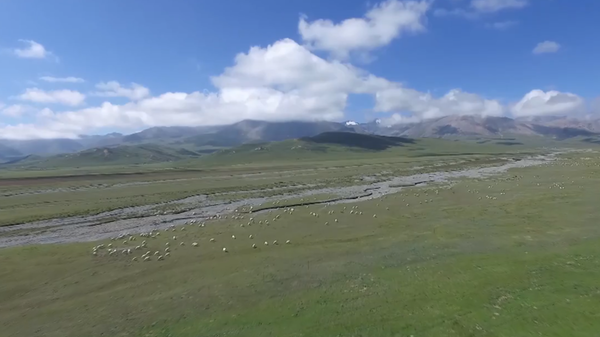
[
  {"x1": 511, "y1": 90, "x2": 585, "y2": 117},
  {"x1": 471, "y1": 0, "x2": 528, "y2": 12},
  {"x1": 39, "y1": 76, "x2": 85, "y2": 83},
  {"x1": 299, "y1": 0, "x2": 431, "y2": 59},
  {"x1": 12, "y1": 40, "x2": 50, "y2": 59},
  {"x1": 1, "y1": 104, "x2": 35, "y2": 118},
  {"x1": 374, "y1": 86, "x2": 505, "y2": 121},
  {"x1": 486, "y1": 20, "x2": 518, "y2": 30},
  {"x1": 91, "y1": 81, "x2": 150, "y2": 101},
  {"x1": 532, "y1": 41, "x2": 560, "y2": 54},
  {"x1": 17, "y1": 88, "x2": 86, "y2": 106}
]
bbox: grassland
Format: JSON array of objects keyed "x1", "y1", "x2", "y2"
[
  {"x1": 0, "y1": 144, "x2": 599, "y2": 336},
  {"x1": 0, "y1": 136, "x2": 536, "y2": 226}
]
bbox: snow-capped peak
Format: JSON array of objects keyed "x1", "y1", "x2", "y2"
[{"x1": 345, "y1": 120, "x2": 358, "y2": 126}]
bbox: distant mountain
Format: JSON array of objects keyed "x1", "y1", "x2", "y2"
[
  {"x1": 0, "y1": 144, "x2": 22, "y2": 161},
  {"x1": 0, "y1": 138, "x2": 85, "y2": 156},
  {"x1": 184, "y1": 120, "x2": 356, "y2": 147},
  {"x1": 2, "y1": 143, "x2": 201, "y2": 168},
  {"x1": 1, "y1": 116, "x2": 600, "y2": 160}
]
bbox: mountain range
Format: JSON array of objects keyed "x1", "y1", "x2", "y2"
[{"x1": 1, "y1": 115, "x2": 599, "y2": 162}]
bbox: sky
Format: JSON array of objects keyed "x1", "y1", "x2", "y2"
[{"x1": 0, "y1": 0, "x2": 598, "y2": 139}]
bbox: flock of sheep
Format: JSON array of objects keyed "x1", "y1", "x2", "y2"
[{"x1": 91, "y1": 158, "x2": 579, "y2": 262}]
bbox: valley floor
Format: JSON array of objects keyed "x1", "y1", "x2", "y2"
[{"x1": 1, "y1": 149, "x2": 599, "y2": 337}]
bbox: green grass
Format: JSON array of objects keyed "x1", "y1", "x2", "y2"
[
  {"x1": 1, "y1": 152, "x2": 600, "y2": 336},
  {"x1": 0, "y1": 144, "x2": 527, "y2": 226}
]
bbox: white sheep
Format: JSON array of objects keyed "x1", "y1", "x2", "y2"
[
  {"x1": 252, "y1": 244, "x2": 257, "y2": 248},
  {"x1": 172, "y1": 236, "x2": 177, "y2": 240},
  {"x1": 222, "y1": 247, "x2": 228, "y2": 252},
  {"x1": 285, "y1": 240, "x2": 291, "y2": 244},
  {"x1": 192, "y1": 242, "x2": 199, "y2": 247},
  {"x1": 143, "y1": 256, "x2": 150, "y2": 261},
  {"x1": 249, "y1": 234, "x2": 253, "y2": 239},
  {"x1": 264, "y1": 241, "x2": 269, "y2": 246},
  {"x1": 180, "y1": 242, "x2": 185, "y2": 246},
  {"x1": 210, "y1": 238, "x2": 215, "y2": 242},
  {"x1": 232, "y1": 235, "x2": 236, "y2": 239}
]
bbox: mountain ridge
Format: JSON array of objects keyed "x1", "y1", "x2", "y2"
[{"x1": 1, "y1": 116, "x2": 599, "y2": 160}]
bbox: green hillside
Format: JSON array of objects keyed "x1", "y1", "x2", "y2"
[
  {"x1": 2, "y1": 143, "x2": 202, "y2": 169},
  {"x1": 197, "y1": 132, "x2": 541, "y2": 168}
]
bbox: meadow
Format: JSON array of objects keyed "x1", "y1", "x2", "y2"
[{"x1": 1, "y1": 139, "x2": 599, "y2": 337}]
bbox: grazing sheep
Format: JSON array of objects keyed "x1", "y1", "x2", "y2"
[
  {"x1": 335, "y1": 219, "x2": 338, "y2": 222},
  {"x1": 232, "y1": 235, "x2": 236, "y2": 239},
  {"x1": 210, "y1": 238, "x2": 215, "y2": 242},
  {"x1": 249, "y1": 234, "x2": 253, "y2": 239},
  {"x1": 165, "y1": 242, "x2": 170, "y2": 247},
  {"x1": 285, "y1": 240, "x2": 291, "y2": 244},
  {"x1": 157, "y1": 255, "x2": 164, "y2": 261},
  {"x1": 172, "y1": 236, "x2": 177, "y2": 240},
  {"x1": 273, "y1": 240, "x2": 278, "y2": 245},
  {"x1": 180, "y1": 242, "x2": 185, "y2": 246},
  {"x1": 222, "y1": 247, "x2": 228, "y2": 252},
  {"x1": 132, "y1": 257, "x2": 138, "y2": 261},
  {"x1": 252, "y1": 244, "x2": 257, "y2": 249},
  {"x1": 192, "y1": 242, "x2": 198, "y2": 247},
  {"x1": 264, "y1": 241, "x2": 269, "y2": 246},
  {"x1": 165, "y1": 247, "x2": 170, "y2": 252},
  {"x1": 154, "y1": 251, "x2": 160, "y2": 256},
  {"x1": 144, "y1": 256, "x2": 150, "y2": 261}
]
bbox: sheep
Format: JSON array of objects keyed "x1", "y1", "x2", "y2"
[
  {"x1": 192, "y1": 242, "x2": 199, "y2": 247},
  {"x1": 335, "y1": 219, "x2": 338, "y2": 223},
  {"x1": 165, "y1": 247, "x2": 170, "y2": 252},
  {"x1": 252, "y1": 244, "x2": 257, "y2": 249},
  {"x1": 180, "y1": 242, "x2": 185, "y2": 246},
  {"x1": 232, "y1": 235, "x2": 236, "y2": 239},
  {"x1": 249, "y1": 234, "x2": 253, "y2": 239},
  {"x1": 154, "y1": 251, "x2": 160, "y2": 256},
  {"x1": 165, "y1": 252, "x2": 170, "y2": 257},
  {"x1": 165, "y1": 242, "x2": 170, "y2": 247},
  {"x1": 172, "y1": 236, "x2": 177, "y2": 240},
  {"x1": 210, "y1": 238, "x2": 215, "y2": 242},
  {"x1": 285, "y1": 240, "x2": 291, "y2": 244},
  {"x1": 222, "y1": 247, "x2": 228, "y2": 252},
  {"x1": 264, "y1": 241, "x2": 269, "y2": 246},
  {"x1": 107, "y1": 243, "x2": 113, "y2": 248},
  {"x1": 92, "y1": 251, "x2": 97, "y2": 256},
  {"x1": 273, "y1": 240, "x2": 278, "y2": 245},
  {"x1": 324, "y1": 222, "x2": 329, "y2": 225},
  {"x1": 181, "y1": 227, "x2": 185, "y2": 231},
  {"x1": 132, "y1": 257, "x2": 138, "y2": 261},
  {"x1": 157, "y1": 255, "x2": 164, "y2": 261},
  {"x1": 373, "y1": 214, "x2": 377, "y2": 218},
  {"x1": 144, "y1": 256, "x2": 151, "y2": 261}
]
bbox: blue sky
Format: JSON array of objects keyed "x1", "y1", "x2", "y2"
[{"x1": 0, "y1": 0, "x2": 598, "y2": 139}]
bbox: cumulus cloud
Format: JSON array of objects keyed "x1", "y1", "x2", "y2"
[
  {"x1": 532, "y1": 41, "x2": 560, "y2": 54},
  {"x1": 510, "y1": 90, "x2": 585, "y2": 117},
  {"x1": 17, "y1": 88, "x2": 86, "y2": 106},
  {"x1": 39, "y1": 76, "x2": 85, "y2": 83},
  {"x1": 374, "y1": 86, "x2": 505, "y2": 121},
  {"x1": 91, "y1": 82, "x2": 150, "y2": 101},
  {"x1": 12, "y1": 40, "x2": 50, "y2": 59},
  {"x1": 1, "y1": 104, "x2": 35, "y2": 118},
  {"x1": 299, "y1": 0, "x2": 431, "y2": 58}
]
